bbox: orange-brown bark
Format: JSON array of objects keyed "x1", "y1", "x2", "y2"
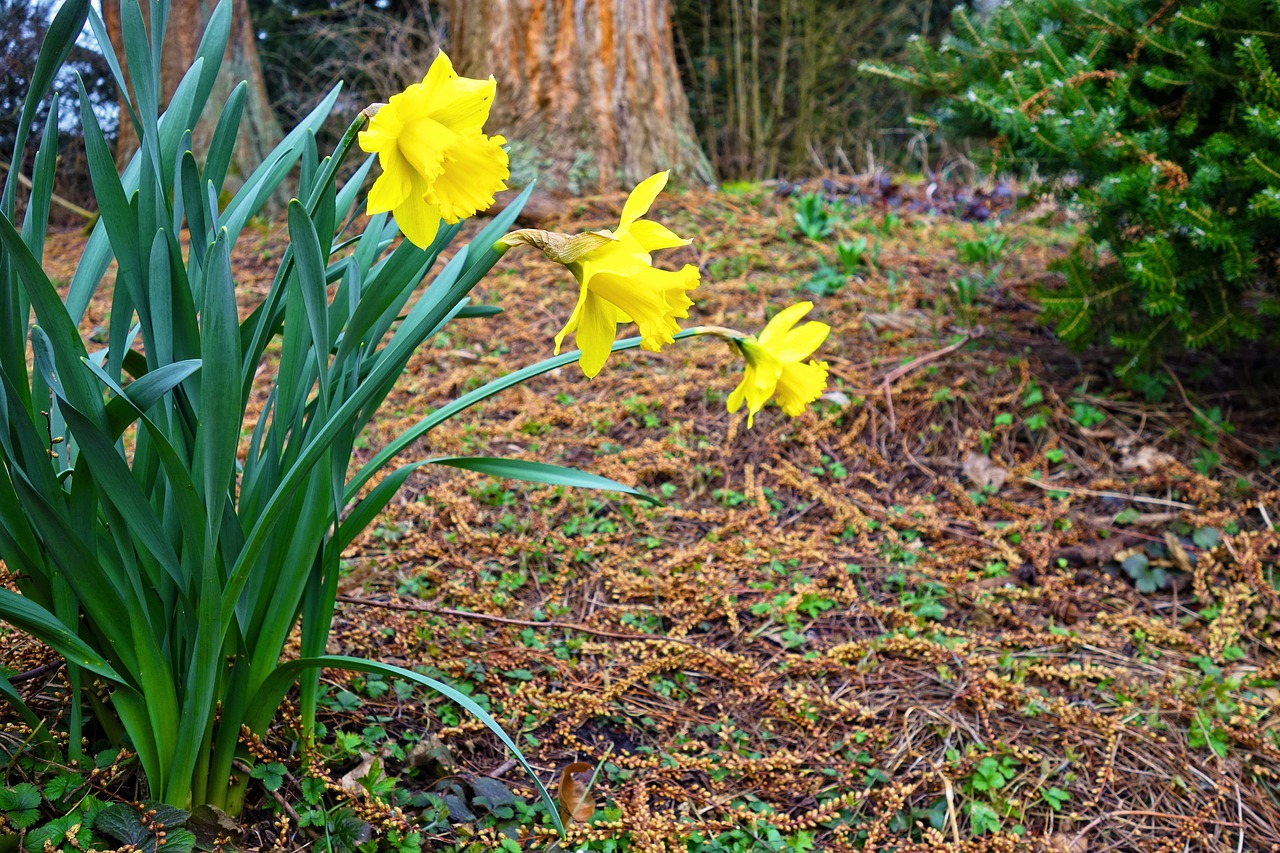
[{"x1": 445, "y1": 0, "x2": 713, "y2": 192}]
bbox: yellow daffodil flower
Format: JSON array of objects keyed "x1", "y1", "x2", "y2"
[
  {"x1": 359, "y1": 51, "x2": 510, "y2": 248},
  {"x1": 499, "y1": 171, "x2": 700, "y2": 378},
  {"x1": 728, "y1": 301, "x2": 830, "y2": 427}
]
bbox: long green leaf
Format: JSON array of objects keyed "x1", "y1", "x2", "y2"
[
  {"x1": 0, "y1": 590, "x2": 122, "y2": 682},
  {"x1": 347, "y1": 328, "x2": 707, "y2": 500},
  {"x1": 429, "y1": 457, "x2": 657, "y2": 503},
  {"x1": 0, "y1": 217, "x2": 104, "y2": 430},
  {"x1": 197, "y1": 231, "x2": 239, "y2": 526},
  {"x1": 247, "y1": 656, "x2": 565, "y2": 836},
  {"x1": 0, "y1": 673, "x2": 57, "y2": 751},
  {"x1": 20, "y1": 93, "x2": 61, "y2": 258}
]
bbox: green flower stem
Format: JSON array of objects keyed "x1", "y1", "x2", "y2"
[{"x1": 346, "y1": 326, "x2": 725, "y2": 501}]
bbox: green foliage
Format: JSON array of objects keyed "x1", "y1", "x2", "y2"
[
  {"x1": 793, "y1": 192, "x2": 835, "y2": 240},
  {"x1": 868, "y1": 0, "x2": 1280, "y2": 368}
]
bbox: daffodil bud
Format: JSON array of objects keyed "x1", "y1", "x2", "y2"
[{"x1": 498, "y1": 229, "x2": 618, "y2": 266}]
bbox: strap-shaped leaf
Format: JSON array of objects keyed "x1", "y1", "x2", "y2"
[
  {"x1": 0, "y1": 590, "x2": 122, "y2": 682},
  {"x1": 55, "y1": 401, "x2": 187, "y2": 595},
  {"x1": 204, "y1": 83, "x2": 246, "y2": 199},
  {"x1": 197, "y1": 231, "x2": 240, "y2": 527},
  {"x1": 246, "y1": 656, "x2": 565, "y2": 836},
  {"x1": 88, "y1": 357, "x2": 201, "y2": 438},
  {"x1": 20, "y1": 94, "x2": 61, "y2": 257},
  {"x1": 347, "y1": 328, "x2": 703, "y2": 499},
  {"x1": 78, "y1": 74, "x2": 144, "y2": 306},
  {"x1": 0, "y1": 673, "x2": 56, "y2": 751},
  {"x1": 121, "y1": 0, "x2": 162, "y2": 179},
  {"x1": 0, "y1": 218, "x2": 104, "y2": 429},
  {"x1": 287, "y1": 201, "x2": 332, "y2": 398},
  {"x1": 85, "y1": 4, "x2": 142, "y2": 162},
  {"x1": 221, "y1": 248, "x2": 468, "y2": 629},
  {"x1": 429, "y1": 457, "x2": 657, "y2": 503}
]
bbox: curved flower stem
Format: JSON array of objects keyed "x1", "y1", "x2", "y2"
[{"x1": 346, "y1": 326, "x2": 730, "y2": 500}]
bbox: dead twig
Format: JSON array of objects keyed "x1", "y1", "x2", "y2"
[
  {"x1": 336, "y1": 595, "x2": 708, "y2": 649},
  {"x1": 881, "y1": 328, "x2": 982, "y2": 432}
]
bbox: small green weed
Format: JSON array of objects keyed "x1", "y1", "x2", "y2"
[
  {"x1": 793, "y1": 193, "x2": 835, "y2": 240},
  {"x1": 956, "y1": 227, "x2": 1011, "y2": 265}
]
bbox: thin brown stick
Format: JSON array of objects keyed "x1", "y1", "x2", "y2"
[
  {"x1": 1021, "y1": 477, "x2": 1193, "y2": 510},
  {"x1": 881, "y1": 327, "x2": 982, "y2": 432},
  {"x1": 336, "y1": 595, "x2": 707, "y2": 649},
  {"x1": 0, "y1": 158, "x2": 96, "y2": 221},
  {"x1": 7, "y1": 660, "x2": 63, "y2": 683}
]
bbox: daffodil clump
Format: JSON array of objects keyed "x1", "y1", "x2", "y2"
[{"x1": 0, "y1": 8, "x2": 840, "y2": 837}]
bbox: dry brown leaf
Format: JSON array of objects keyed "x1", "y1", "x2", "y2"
[
  {"x1": 1044, "y1": 831, "x2": 1087, "y2": 852},
  {"x1": 557, "y1": 761, "x2": 596, "y2": 824},
  {"x1": 962, "y1": 452, "x2": 1008, "y2": 492},
  {"x1": 1118, "y1": 443, "x2": 1177, "y2": 473},
  {"x1": 1164, "y1": 531, "x2": 1194, "y2": 573},
  {"x1": 338, "y1": 751, "x2": 385, "y2": 797}
]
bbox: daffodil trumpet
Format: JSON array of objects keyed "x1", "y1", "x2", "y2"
[
  {"x1": 726, "y1": 301, "x2": 831, "y2": 428},
  {"x1": 498, "y1": 171, "x2": 700, "y2": 378}
]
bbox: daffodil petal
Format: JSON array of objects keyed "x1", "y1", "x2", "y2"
[
  {"x1": 419, "y1": 51, "x2": 459, "y2": 101},
  {"x1": 428, "y1": 132, "x2": 510, "y2": 224},
  {"x1": 619, "y1": 171, "x2": 670, "y2": 229},
  {"x1": 626, "y1": 218, "x2": 691, "y2": 252},
  {"x1": 366, "y1": 150, "x2": 413, "y2": 214},
  {"x1": 727, "y1": 370, "x2": 751, "y2": 413},
  {"x1": 587, "y1": 263, "x2": 697, "y2": 352},
  {"x1": 575, "y1": 291, "x2": 620, "y2": 378},
  {"x1": 358, "y1": 105, "x2": 404, "y2": 153},
  {"x1": 775, "y1": 360, "x2": 829, "y2": 416},
  {"x1": 775, "y1": 321, "x2": 831, "y2": 363},
  {"x1": 554, "y1": 281, "x2": 589, "y2": 355},
  {"x1": 758, "y1": 301, "x2": 815, "y2": 349},
  {"x1": 430, "y1": 74, "x2": 498, "y2": 134},
  {"x1": 392, "y1": 190, "x2": 442, "y2": 249}
]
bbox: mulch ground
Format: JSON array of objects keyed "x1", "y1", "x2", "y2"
[{"x1": 7, "y1": 180, "x2": 1280, "y2": 852}]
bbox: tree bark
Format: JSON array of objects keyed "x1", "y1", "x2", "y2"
[
  {"x1": 444, "y1": 0, "x2": 715, "y2": 193},
  {"x1": 103, "y1": 0, "x2": 283, "y2": 193}
]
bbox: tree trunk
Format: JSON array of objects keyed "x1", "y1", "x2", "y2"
[
  {"x1": 103, "y1": 0, "x2": 283, "y2": 194},
  {"x1": 444, "y1": 0, "x2": 715, "y2": 193}
]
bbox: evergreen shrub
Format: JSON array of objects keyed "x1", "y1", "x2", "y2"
[{"x1": 865, "y1": 0, "x2": 1280, "y2": 369}]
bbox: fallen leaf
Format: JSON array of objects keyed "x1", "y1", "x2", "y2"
[
  {"x1": 339, "y1": 752, "x2": 386, "y2": 797},
  {"x1": 1118, "y1": 444, "x2": 1176, "y2": 473},
  {"x1": 1045, "y1": 831, "x2": 1087, "y2": 852},
  {"x1": 962, "y1": 452, "x2": 1008, "y2": 492},
  {"x1": 1164, "y1": 531, "x2": 1194, "y2": 573},
  {"x1": 557, "y1": 762, "x2": 596, "y2": 824}
]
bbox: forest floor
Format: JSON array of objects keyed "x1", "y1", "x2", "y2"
[{"x1": 8, "y1": 179, "x2": 1280, "y2": 852}]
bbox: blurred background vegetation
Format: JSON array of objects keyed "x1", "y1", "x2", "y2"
[
  {"x1": 4, "y1": 0, "x2": 968, "y2": 205},
  {"x1": 672, "y1": 0, "x2": 952, "y2": 179}
]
